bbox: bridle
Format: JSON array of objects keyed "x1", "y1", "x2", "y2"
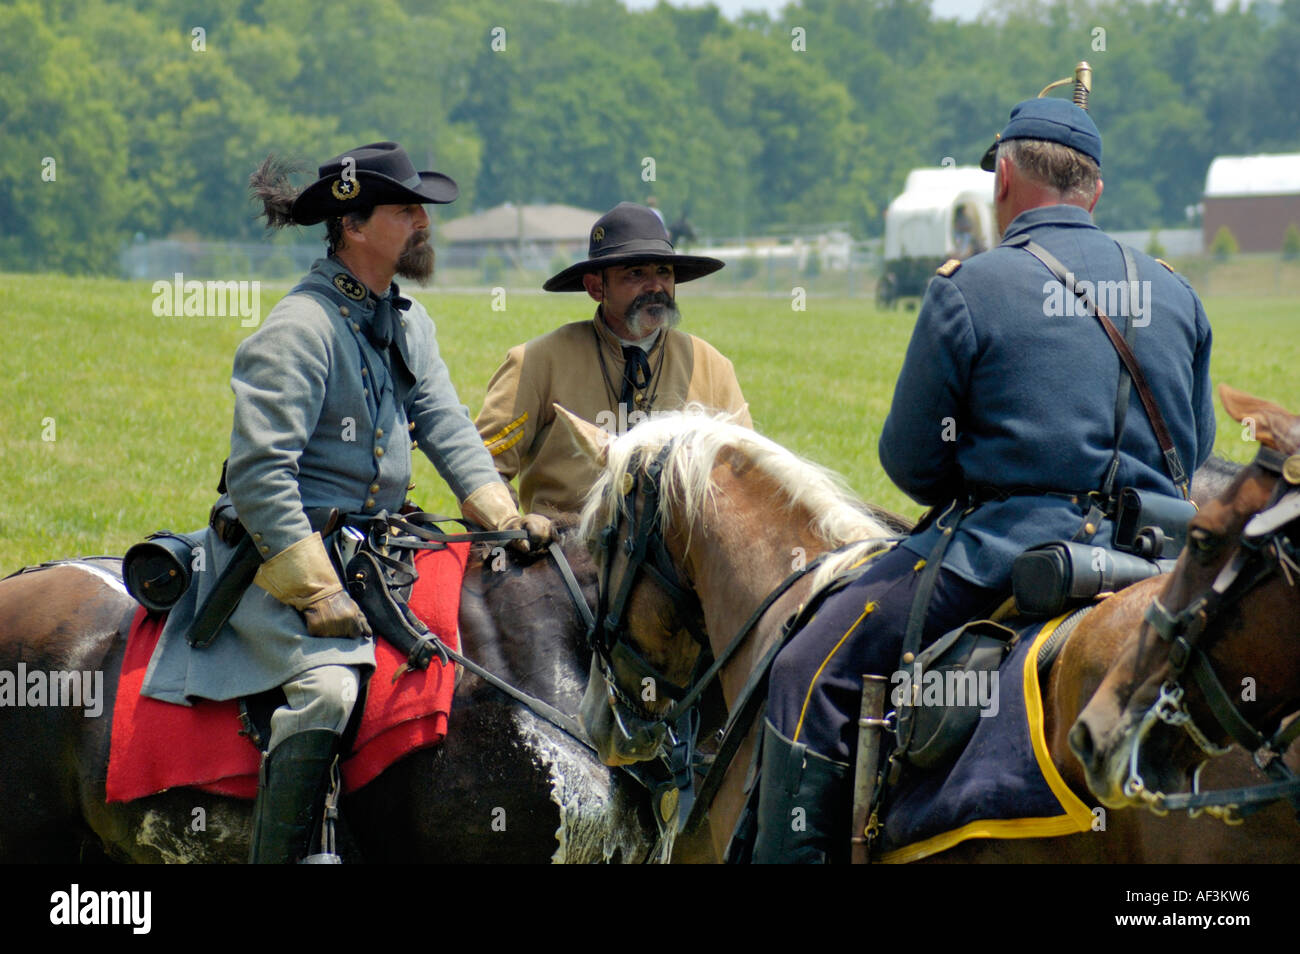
[
  {"x1": 590, "y1": 444, "x2": 709, "y2": 762},
  {"x1": 1124, "y1": 444, "x2": 1300, "y2": 820},
  {"x1": 589, "y1": 440, "x2": 841, "y2": 830}
]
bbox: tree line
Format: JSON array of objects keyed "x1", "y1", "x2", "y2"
[{"x1": 4, "y1": 0, "x2": 1298, "y2": 274}]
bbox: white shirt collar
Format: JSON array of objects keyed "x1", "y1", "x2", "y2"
[{"x1": 613, "y1": 327, "x2": 661, "y2": 351}]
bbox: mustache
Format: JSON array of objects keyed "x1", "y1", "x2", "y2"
[
  {"x1": 630, "y1": 290, "x2": 674, "y2": 311},
  {"x1": 625, "y1": 291, "x2": 681, "y2": 338}
]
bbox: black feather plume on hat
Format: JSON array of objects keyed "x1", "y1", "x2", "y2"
[{"x1": 249, "y1": 155, "x2": 308, "y2": 229}]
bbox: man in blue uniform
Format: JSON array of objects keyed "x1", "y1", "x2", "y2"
[
  {"x1": 753, "y1": 98, "x2": 1215, "y2": 862},
  {"x1": 141, "y1": 142, "x2": 551, "y2": 863}
]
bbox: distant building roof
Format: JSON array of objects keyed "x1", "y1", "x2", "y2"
[
  {"x1": 439, "y1": 202, "x2": 602, "y2": 242},
  {"x1": 1204, "y1": 154, "x2": 1300, "y2": 198}
]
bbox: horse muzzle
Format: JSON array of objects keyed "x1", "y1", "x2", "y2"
[
  {"x1": 1068, "y1": 710, "x2": 1135, "y2": 809},
  {"x1": 1072, "y1": 691, "x2": 1201, "y2": 812},
  {"x1": 580, "y1": 657, "x2": 668, "y2": 766}
]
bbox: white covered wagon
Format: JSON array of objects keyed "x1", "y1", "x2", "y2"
[{"x1": 878, "y1": 166, "x2": 997, "y2": 306}]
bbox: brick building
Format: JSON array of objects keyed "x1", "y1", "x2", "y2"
[{"x1": 1203, "y1": 154, "x2": 1300, "y2": 253}]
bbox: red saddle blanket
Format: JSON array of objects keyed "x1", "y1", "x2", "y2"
[{"x1": 106, "y1": 543, "x2": 469, "y2": 803}]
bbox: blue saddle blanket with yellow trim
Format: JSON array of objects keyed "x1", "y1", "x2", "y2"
[{"x1": 877, "y1": 613, "x2": 1095, "y2": 863}]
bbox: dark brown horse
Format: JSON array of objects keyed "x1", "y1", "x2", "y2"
[
  {"x1": 0, "y1": 529, "x2": 662, "y2": 863},
  {"x1": 557, "y1": 406, "x2": 1299, "y2": 863},
  {"x1": 1073, "y1": 385, "x2": 1300, "y2": 824}
]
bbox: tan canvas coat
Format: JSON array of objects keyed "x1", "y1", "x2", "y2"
[{"x1": 476, "y1": 311, "x2": 751, "y2": 518}]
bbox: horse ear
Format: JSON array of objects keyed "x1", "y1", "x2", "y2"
[
  {"x1": 552, "y1": 404, "x2": 611, "y2": 466},
  {"x1": 1219, "y1": 384, "x2": 1300, "y2": 453}
]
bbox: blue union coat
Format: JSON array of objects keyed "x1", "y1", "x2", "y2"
[
  {"x1": 880, "y1": 205, "x2": 1216, "y2": 589},
  {"x1": 141, "y1": 257, "x2": 500, "y2": 705}
]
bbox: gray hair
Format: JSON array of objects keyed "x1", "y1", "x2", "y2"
[
  {"x1": 324, "y1": 208, "x2": 375, "y2": 255},
  {"x1": 997, "y1": 138, "x2": 1100, "y2": 204}
]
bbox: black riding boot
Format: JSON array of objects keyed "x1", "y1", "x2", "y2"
[
  {"x1": 249, "y1": 728, "x2": 339, "y2": 864},
  {"x1": 752, "y1": 719, "x2": 851, "y2": 864}
]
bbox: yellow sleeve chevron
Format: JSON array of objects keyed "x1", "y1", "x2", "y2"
[
  {"x1": 483, "y1": 411, "x2": 528, "y2": 450},
  {"x1": 487, "y1": 428, "x2": 525, "y2": 457}
]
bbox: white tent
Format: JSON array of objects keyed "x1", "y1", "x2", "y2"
[{"x1": 884, "y1": 167, "x2": 996, "y2": 261}]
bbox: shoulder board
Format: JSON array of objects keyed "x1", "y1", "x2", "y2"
[
  {"x1": 936, "y1": 259, "x2": 962, "y2": 277},
  {"x1": 1154, "y1": 258, "x2": 1176, "y2": 274}
]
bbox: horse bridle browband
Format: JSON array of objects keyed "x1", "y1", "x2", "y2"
[{"x1": 1127, "y1": 443, "x2": 1300, "y2": 819}]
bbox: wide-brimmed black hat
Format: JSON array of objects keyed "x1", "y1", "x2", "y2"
[
  {"x1": 543, "y1": 202, "x2": 724, "y2": 292},
  {"x1": 291, "y1": 141, "x2": 458, "y2": 226}
]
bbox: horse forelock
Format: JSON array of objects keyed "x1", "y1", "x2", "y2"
[{"x1": 577, "y1": 408, "x2": 893, "y2": 566}]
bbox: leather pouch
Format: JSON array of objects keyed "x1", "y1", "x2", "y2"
[
  {"x1": 896, "y1": 619, "x2": 1017, "y2": 771},
  {"x1": 1113, "y1": 487, "x2": 1197, "y2": 559}
]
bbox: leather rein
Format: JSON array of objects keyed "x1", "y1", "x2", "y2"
[
  {"x1": 368, "y1": 513, "x2": 693, "y2": 852},
  {"x1": 1127, "y1": 444, "x2": 1300, "y2": 820}
]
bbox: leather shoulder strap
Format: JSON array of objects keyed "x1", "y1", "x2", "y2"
[{"x1": 1007, "y1": 236, "x2": 1189, "y2": 498}]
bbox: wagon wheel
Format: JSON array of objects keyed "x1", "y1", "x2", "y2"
[{"x1": 876, "y1": 272, "x2": 896, "y2": 309}]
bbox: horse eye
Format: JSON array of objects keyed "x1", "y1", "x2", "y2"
[{"x1": 1187, "y1": 527, "x2": 1222, "y2": 561}]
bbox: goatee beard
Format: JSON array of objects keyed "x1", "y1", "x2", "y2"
[
  {"x1": 396, "y1": 232, "x2": 435, "y2": 283},
  {"x1": 625, "y1": 291, "x2": 681, "y2": 339}
]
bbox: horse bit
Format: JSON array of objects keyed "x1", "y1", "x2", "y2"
[{"x1": 1127, "y1": 443, "x2": 1300, "y2": 821}]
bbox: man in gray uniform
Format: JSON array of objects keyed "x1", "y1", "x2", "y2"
[{"x1": 141, "y1": 142, "x2": 551, "y2": 863}]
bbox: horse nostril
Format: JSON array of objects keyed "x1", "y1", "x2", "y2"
[{"x1": 1069, "y1": 720, "x2": 1096, "y2": 767}]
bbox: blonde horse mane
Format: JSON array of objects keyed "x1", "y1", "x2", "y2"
[{"x1": 578, "y1": 407, "x2": 895, "y2": 591}]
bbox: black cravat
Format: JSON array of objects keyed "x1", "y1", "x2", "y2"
[
  {"x1": 620, "y1": 345, "x2": 652, "y2": 410},
  {"x1": 368, "y1": 287, "x2": 415, "y2": 403},
  {"x1": 367, "y1": 288, "x2": 410, "y2": 349}
]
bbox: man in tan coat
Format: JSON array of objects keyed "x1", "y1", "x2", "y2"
[{"x1": 476, "y1": 202, "x2": 751, "y2": 518}]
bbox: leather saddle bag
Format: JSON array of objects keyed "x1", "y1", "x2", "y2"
[
  {"x1": 1012, "y1": 540, "x2": 1173, "y2": 618},
  {"x1": 123, "y1": 530, "x2": 207, "y2": 613},
  {"x1": 894, "y1": 619, "x2": 1017, "y2": 771}
]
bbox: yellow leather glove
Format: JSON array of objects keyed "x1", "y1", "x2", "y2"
[
  {"x1": 461, "y1": 481, "x2": 555, "y2": 553},
  {"x1": 253, "y1": 532, "x2": 372, "y2": 638}
]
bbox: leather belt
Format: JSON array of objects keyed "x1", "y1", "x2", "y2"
[
  {"x1": 964, "y1": 483, "x2": 1109, "y2": 511},
  {"x1": 210, "y1": 502, "x2": 246, "y2": 546}
]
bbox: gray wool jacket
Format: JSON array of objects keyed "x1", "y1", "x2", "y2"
[{"x1": 141, "y1": 257, "x2": 500, "y2": 705}]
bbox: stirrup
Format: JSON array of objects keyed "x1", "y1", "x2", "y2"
[
  {"x1": 248, "y1": 728, "x2": 340, "y2": 864},
  {"x1": 301, "y1": 756, "x2": 343, "y2": 864}
]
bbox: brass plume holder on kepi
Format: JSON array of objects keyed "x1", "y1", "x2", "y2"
[{"x1": 1038, "y1": 61, "x2": 1092, "y2": 110}]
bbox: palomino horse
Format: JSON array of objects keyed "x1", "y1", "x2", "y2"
[
  {"x1": 1073, "y1": 385, "x2": 1300, "y2": 822},
  {"x1": 0, "y1": 529, "x2": 661, "y2": 863},
  {"x1": 557, "y1": 406, "x2": 1300, "y2": 862}
]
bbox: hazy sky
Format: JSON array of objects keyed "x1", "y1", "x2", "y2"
[
  {"x1": 620, "y1": 0, "x2": 1015, "y2": 20},
  {"x1": 621, "y1": 0, "x2": 1253, "y2": 21}
]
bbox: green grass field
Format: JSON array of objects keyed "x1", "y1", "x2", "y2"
[{"x1": 1, "y1": 273, "x2": 1297, "y2": 574}]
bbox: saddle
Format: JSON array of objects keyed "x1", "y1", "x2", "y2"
[{"x1": 107, "y1": 542, "x2": 471, "y2": 803}]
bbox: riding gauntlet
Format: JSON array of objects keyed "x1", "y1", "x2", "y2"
[
  {"x1": 254, "y1": 532, "x2": 373, "y2": 638},
  {"x1": 460, "y1": 481, "x2": 555, "y2": 552}
]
